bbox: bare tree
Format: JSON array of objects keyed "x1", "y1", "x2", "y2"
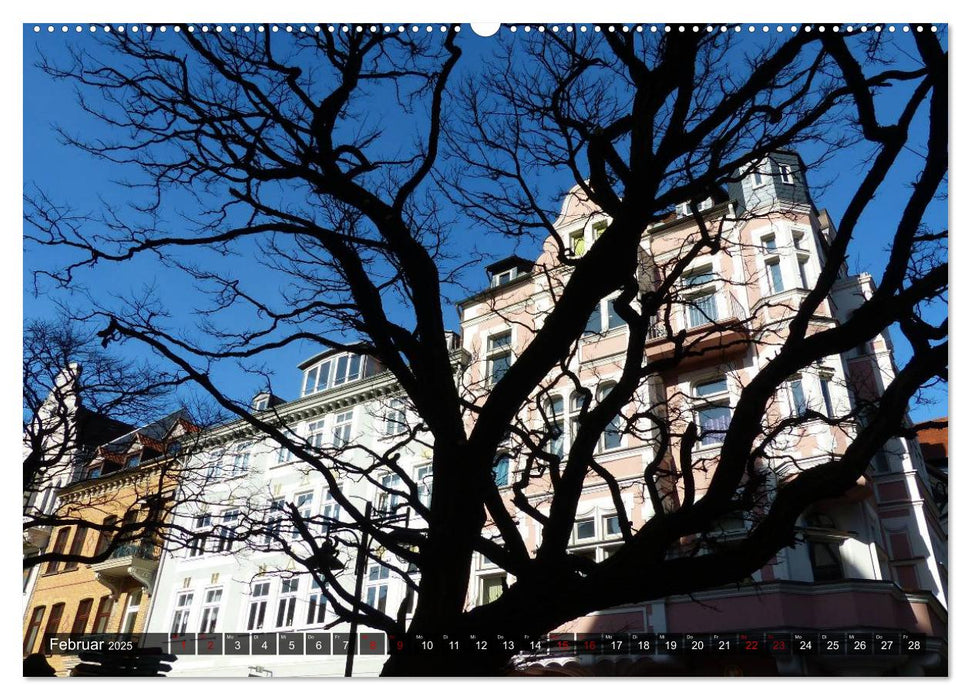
[{"x1": 25, "y1": 25, "x2": 946, "y2": 675}]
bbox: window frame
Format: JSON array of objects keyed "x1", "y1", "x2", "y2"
[
  {"x1": 92, "y1": 595, "x2": 113, "y2": 634},
  {"x1": 121, "y1": 590, "x2": 142, "y2": 634},
  {"x1": 365, "y1": 564, "x2": 390, "y2": 614},
  {"x1": 485, "y1": 330, "x2": 513, "y2": 386},
  {"x1": 199, "y1": 587, "x2": 222, "y2": 634},
  {"x1": 682, "y1": 264, "x2": 719, "y2": 329},
  {"x1": 45, "y1": 528, "x2": 71, "y2": 575},
  {"x1": 246, "y1": 581, "x2": 270, "y2": 631},
  {"x1": 692, "y1": 376, "x2": 733, "y2": 448},
  {"x1": 383, "y1": 397, "x2": 408, "y2": 437},
  {"x1": 170, "y1": 591, "x2": 194, "y2": 635},
  {"x1": 24, "y1": 606, "x2": 46, "y2": 655},
  {"x1": 332, "y1": 409, "x2": 354, "y2": 448}
]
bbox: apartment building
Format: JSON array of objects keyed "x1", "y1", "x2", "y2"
[
  {"x1": 130, "y1": 153, "x2": 944, "y2": 677},
  {"x1": 23, "y1": 364, "x2": 133, "y2": 609},
  {"x1": 459, "y1": 152, "x2": 946, "y2": 676},
  {"x1": 142, "y1": 349, "x2": 450, "y2": 677},
  {"x1": 22, "y1": 410, "x2": 195, "y2": 676}
]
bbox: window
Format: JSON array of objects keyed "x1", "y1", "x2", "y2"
[
  {"x1": 365, "y1": 565, "x2": 390, "y2": 614},
  {"x1": 694, "y1": 377, "x2": 732, "y2": 447},
  {"x1": 797, "y1": 256, "x2": 811, "y2": 288},
  {"x1": 376, "y1": 473, "x2": 403, "y2": 515},
  {"x1": 605, "y1": 299, "x2": 625, "y2": 331},
  {"x1": 96, "y1": 516, "x2": 116, "y2": 556},
  {"x1": 167, "y1": 441, "x2": 181, "y2": 456},
  {"x1": 604, "y1": 515, "x2": 621, "y2": 537},
  {"x1": 575, "y1": 518, "x2": 596, "y2": 540},
  {"x1": 486, "y1": 331, "x2": 512, "y2": 385},
  {"x1": 416, "y1": 465, "x2": 433, "y2": 509},
  {"x1": 125, "y1": 454, "x2": 141, "y2": 469},
  {"x1": 333, "y1": 354, "x2": 362, "y2": 386},
  {"x1": 384, "y1": 398, "x2": 407, "y2": 437},
  {"x1": 229, "y1": 444, "x2": 251, "y2": 477},
  {"x1": 42, "y1": 602, "x2": 65, "y2": 653},
  {"x1": 171, "y1": 592, "x2": 194, "y2": 635},
  {"x1": 570, "y1": 230, "x2": 586, "y2": 257},
  {"x1": 72, "y1": 598, "x2": 94, "y2": 635},
  {"x1": 809, "y1": 539, "x2": 844, "y2": 582},
  {"x1": 569, "y1": 391, "x2": 588, "y2": 449},
  {"x1": 493, "y1": 455, "x2": 510, "y2": 487},
  {"x1": 276, "y1": 579, "x2": 299, "y2": 628},
  {"x1": 253, "y1": 396, "x2": 269, "y2": 411},
  {"x1": 24, "y1": 606, "x2": 46, "y2": 655},
  {"x1": 294, "y1": 492, "x2": 314, "y2": 537},
  {"x1": 86, "y1": 465, "x2": 102, "y2": 480},
  {"x1": 188, "y1": 514, "x2": 212, "y2": 557},
  {"x1": 597, "y1": 383, "x2": 623, "y2": 451},
  {"x1": 820, "y1": 375, "x2": 835, "y2": 418},
  {"x1": 584, "y1": 298, "x2": 626, "y2": 335},
  {"x1": 199, "y1": 588, "x2": 222, "y2": 633},
  {"x1": 45, "y1": 528, "x2": 70, "y2": 575},
  {"x1": 683, "y1": 267, "x2": 718, "y2": 329},
  {"x1": 779, "y1": 163, "x2": 794, "y2": 185},
  {"x1": 790, "y1": 377, "x2": 808, "y2": 416},
  {"x1": 333, "y1": 410, "x2": 353, "y2": 448},
  {"x1": 542, "y1": 396, "x2": 565, "y2": 458},
  {"x1": 307, "y1": 419, "x2": 327, "y2": 449},
  {"x1": 303, "y1": 359, "x2": 332, "y2": 396},
  {"x1": 215, "y1": 510, "x2": 239, "y2": 553},
  {"x1": 492, "y1": 269, "x2": 514, "y2": 287},
  {"x1": 320, "y1": 487, "x2": 340, "y2": 533},
  {"x1": 750, "y1": 160, "x2": 766, "y2": 187},
  {"x1": 121, "y1": 590, "x2": 141, "y2": 634},
  {"x1": 92, "y1": 595, "x2": 113, "y2": 634},
  {"x1": 307, "y1": 578, "x2": 327, "y2": 625},
  {"x1": 63, "y1": 526, "x2": 88, "y2": 571},
  {"x1": 762, "y1": 236, "x2": 785, "y2": 294},
  {"x1": 276, "y1": 441, "x2": 293, "y2": 465},
  {"x1": 265, "y1": 499, "x2": 285, "y2": 545},
  {"x1": 247, "y1": 582, "x2": 270, "y2": 631},
  {"x1": 480, "y1": 574, "x2": 505, "y2": 604},
  {"x1": 584, "y1": 306, "x2": 602, "y2": 335}
]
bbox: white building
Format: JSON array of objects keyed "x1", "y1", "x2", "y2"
[{"x1": 144, "y1": 348, "x2": 449, "y2": 677}]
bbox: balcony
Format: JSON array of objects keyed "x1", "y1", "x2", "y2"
[
  {"x1": 645, "y1": 293, "x2": 750, "y2": 370},
  {"x1": 22, "y1": 517, "x2": 51, "y2": 556},
  {"x1": 89, "y1": 541, "x2": 159, "y2": 595}
]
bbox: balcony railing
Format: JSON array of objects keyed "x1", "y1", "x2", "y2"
[{"x1": 105, "y1": 541, "x2": 158, "y2": 560}]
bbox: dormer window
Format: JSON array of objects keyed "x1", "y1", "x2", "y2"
[
  {"x1": 486, "y1": 256, "x2": 533, "y2": 288},
  {"x1": 676, "y1": 199, "x2": 713, "y2": 218},
  {"x1": 253, "y1": 396, "x2": 269, "y2": 411},
  {"x1": 125, "y1": 454, "x2": 141, "y2": 469},
  {"x1": 780, "y1": 163, "x2": 794, "y2": 185},
  {"x1": 302, "y1": 353, "x2": 369, "y2": 396},
  {"x1": 492, "y1": 269, "x2": 515, "y2": 287},
  {"x1": 333, "y1": 354, "x2": 362, "y2": 386}
]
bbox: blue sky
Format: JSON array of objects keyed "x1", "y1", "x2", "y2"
[{"x1": 23, "y1": 25, "x2": 947, "y2": 422}]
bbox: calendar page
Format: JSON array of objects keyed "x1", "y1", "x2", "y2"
[{"x1": 21, "y1": 6, "x2": 948, "y2": 682}]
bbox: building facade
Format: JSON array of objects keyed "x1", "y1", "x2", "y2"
[
  {"x1": 142, "y1": 350, "x2": 451, "y2": 677},
  {"x1": 458, "y1": 153, "x2": 946, "y2": 676},
  {"x1": 22, "y1": 411, "x2": 195, "y2": 675},
  {"x1": 123, "y1": 153, "x2": 944, "y2": 677},
  {"x1": 23, "y1": 364, "x2": 133, "y2": 610}
]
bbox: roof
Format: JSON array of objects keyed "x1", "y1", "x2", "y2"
[
  {"x1": 485, "y1": 255, "x2": 535, "y2": 278},
  {"x1": 915, "y1": 418, "x2": 948, "y2": 462}
]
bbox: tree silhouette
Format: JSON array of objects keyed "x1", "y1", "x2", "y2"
[{"x1": 25, "y1": 25, "x2": 946, "y2": 675}]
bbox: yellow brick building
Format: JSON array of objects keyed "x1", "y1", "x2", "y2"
[{"x1": 22, "y1": 411, "x2": 195, "y2": 676}]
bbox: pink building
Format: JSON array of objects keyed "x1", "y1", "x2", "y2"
[{"x1": 457, "y1": 153, "x2": 946, "y2": 676}]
